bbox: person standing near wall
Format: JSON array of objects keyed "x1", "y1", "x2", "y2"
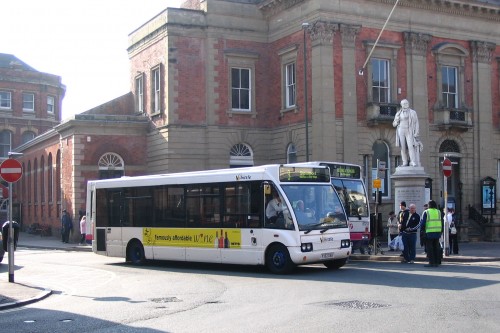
[
  {"x1": 79, "y1": 215, "x2": 87, "y2": 245},
  {"x1": 61, "y1": 210, "x2": 73, "y2": 243}
]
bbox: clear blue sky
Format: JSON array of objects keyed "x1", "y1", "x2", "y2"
[{"x1": 2, "y1": 0, "x2": 183, "y2": 119}]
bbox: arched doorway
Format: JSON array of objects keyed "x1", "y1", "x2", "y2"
[{"x1": 439, "y1": 139, "x2": 461, "y2": 215}]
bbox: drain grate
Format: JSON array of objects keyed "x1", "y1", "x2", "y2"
[
  {"x1": 326, "y1": 300, "x2": 390, "y2": 310},
  {"x1": 150, "y1": 297, "x2": 182, "y2": 303}
]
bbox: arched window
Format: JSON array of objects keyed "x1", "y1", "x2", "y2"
[
  {"x1": 372, "y1": 141, "x2": 390, "y2": 198},
  {"x1": 229, "y1": 143, "x2": 254, "y2": 168},
  {"x1": 40, "y1": 156, "x2": 45, "y2": 203},
  {"x1": 48, "y1": 153, "x2": 53, "y2": 203},
  {"x1": 98, "y1": 153, "x2": 125, "y2": 179},
  {"x1": 22, "y1": 131, "x2": 36, "y2": 144},
  {"x1": 56, "y1": 150, "x2": 61, "y2": 216},
  {"x1": 287, "y1": 143, "x2": 297, "y2": 163}
]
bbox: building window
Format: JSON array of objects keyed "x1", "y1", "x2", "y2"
[
  {"x1": 287, "y1": 143, "x2": 297, "y2": 163},
  {"x1": 231, "y1": 68, "x2": 251, "y2": 111},
  {"x1": 151, "y1": 66, "x2": 161, "y2": 114},
  {"x1": 0, "y1": 91, "x2": 12, "y2": 109},
  {"x1": 225, "y1": 51, "x2": 258, "y2": 115},
  {"x1": 364, "y1": 43, "x2": 399, "y2": 104},
  {"x1": 432, "y1": 43, "x2": 468, "y2": 110},
  {"x1": 285, "y1": 63, "x2": 296, "y2": 108},
  {"x1": 441, "y1": 66, "x2": 458, "y2": 108},
  {"x1": 48, "y1": 153, "x2": 53, "y2": 203},
  {"x1": 23, "y1": 93, "x2": 35, "y2": 112},
  {"x1": 98, "y1": 152, "x2": 125, "y2": 179},
  {"x1": 22, "y1": 131, "x2": 36, "y2": 144},
  {"x1": 0, "y1": 130, "x2": 12, "y2": 158},
  {"x1": 135, "y1": 74, "x2": 144, "y2": 113},
  {"x1": 47, "y1": 96, "x2": 55, "y2": 113},
  {"x1": 371, "y1": 58, "x2": 390, "y2": 103},
  {"x1": 229, "y1": 143, "x2": 254, "y2": 168}
]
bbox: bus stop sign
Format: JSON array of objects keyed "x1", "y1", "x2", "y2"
[
  {"x1": 443, "y1": 158, "x2": 452, "y2": 178},
  {"x1": 0, "y1": 158, "x2": 23, "y2": 183}
]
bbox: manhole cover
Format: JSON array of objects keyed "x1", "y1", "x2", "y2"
[
  {"x1": 326, "y1": 300, "x2": 389, "y2": 310},
  {"x1": 150, "y1": 297, "x2": 182, "y2": 303}
]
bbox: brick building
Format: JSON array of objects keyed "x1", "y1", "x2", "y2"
[
  {"x1": 8, "y1": 0, "x2": 500, "y2": 241},
  {"x1": 0, "y1": 53, "x2": 65, "y2": 223}
]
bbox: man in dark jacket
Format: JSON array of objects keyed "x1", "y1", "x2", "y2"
[
  {"x1": 61, "y1": 210, "x2": 73, "y2": 243},
  {"x1": 397, "y1": 201, "x2": 409, "y2": 257},
  {"x1": 401, "y1": 203, "x2": 420, "y2": 263}
]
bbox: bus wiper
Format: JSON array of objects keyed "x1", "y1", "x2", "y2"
[{"x1": 302, "y1": 222, "x2": 330, "y2": 233}]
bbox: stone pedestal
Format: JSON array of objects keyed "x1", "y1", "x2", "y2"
[{"x1": 392, "y1": 166, "x2": 429, "y2": 214}]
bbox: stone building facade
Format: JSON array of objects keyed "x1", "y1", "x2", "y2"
[{"x1": 8, "y1": 0, "x2": 500, "y2": 241}]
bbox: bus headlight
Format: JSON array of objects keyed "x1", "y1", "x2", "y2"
[
  {"x1": 340, "y1": 239, "x2": 351, "y2": 248},
  {"x1": 301, "y1": 243, "x2": 313, "y2": 252}
]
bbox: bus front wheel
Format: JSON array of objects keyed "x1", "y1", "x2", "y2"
[
  {"x1": 266, "y1": 244, "x2": 294, "y2": 274},
  {"x1": 127, "y1": 240, "x2": 145, "y2": 265},
  {"x1": 324, "y1": 258, "x2": 347, "y2": 270}
]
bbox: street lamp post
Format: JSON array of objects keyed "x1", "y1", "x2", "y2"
[{"x1": 302, "y1": 22, "x2": 310, "y2": 162}]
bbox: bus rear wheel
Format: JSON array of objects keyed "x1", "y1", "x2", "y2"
[
  {"x1": 266, "y1": 244, "x2": 294, "y2": 274},
  {"x1": 127, "y1": 240, "x2": 145, "y2": 265},
  {"x1": 324, "y1": 258, "x2": 347, "y2": 270}
]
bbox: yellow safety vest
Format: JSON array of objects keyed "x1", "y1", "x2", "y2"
[{"x1": 425, "y1": 208, "x2": 442, "y2": 233}]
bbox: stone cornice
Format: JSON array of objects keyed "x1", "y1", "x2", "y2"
[
  {"x1": 258, "y1": 0, "x2": 500, "y2": 21},
  {"x1": 370, "y1": 0, "x2": 500, "y2": 22},
  {"x1": 258, "y1": 0, "x2": 305, "y2": 18}
]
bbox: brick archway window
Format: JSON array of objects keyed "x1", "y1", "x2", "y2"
[{"x1": 98, "y1": 152, "x2": 124, "y2": 179}]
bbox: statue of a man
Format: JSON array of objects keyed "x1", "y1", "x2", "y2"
[{"x1": 393, "y1": 99, "x2": 422, "y2": 167}]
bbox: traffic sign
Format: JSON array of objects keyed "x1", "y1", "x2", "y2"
[
  {"x1": 0, "y1": 159, "x2": 23, "y2": 183},
  {"x1": 442, "y1": 158, "x2": 452, "y2": 178}
]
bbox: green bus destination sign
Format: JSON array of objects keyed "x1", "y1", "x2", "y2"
[
  {"x1": 329, "y1": 164, "x2": 361, "y2": 179},
  {"x1": 279, "y1": 167, "x2": 330, "y2": 183}
]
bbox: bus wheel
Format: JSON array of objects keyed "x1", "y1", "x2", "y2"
[
  {"x1": 324, "y1": 258, "x2": 347, "y2": 270},
  {"x1": 266, "y1": 244, "x2": 294, "y2": 274},
  {"x1": 127, "y1": 241, "x2": 145, "y2": 265}
]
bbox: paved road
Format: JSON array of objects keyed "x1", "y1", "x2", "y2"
[{"x1": 1, "y1": 232, "x2": 500, "y2": 310}]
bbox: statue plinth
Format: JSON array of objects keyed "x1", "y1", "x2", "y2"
[{"x1": 392, "y1": 166, "x2": 429, "y2": 215}]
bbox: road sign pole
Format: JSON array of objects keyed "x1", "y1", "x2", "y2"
[
  {"x1": 8, "y1": 181, "x2": 14, "y2": 282},
  {"x1": 443, "y1": 174, "x2": 449, "y2": 257}
]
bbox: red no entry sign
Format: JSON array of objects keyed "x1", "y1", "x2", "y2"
[
  {"x1": 0, "y1": 158, "x2": 23, "y2": 183},
  {"x1": 442, "y1": 158, "x2": 452, "y2": 178}
]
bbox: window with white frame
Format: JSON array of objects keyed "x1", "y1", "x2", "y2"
[
  {"x1": 441, "y1": 66, "x2": 458, "y2": 108},
  {"x1": 23, "y1": 93, "x2": 35, "y2": 112},
  {"x1": 231, "y1": 67, "x2": 251, "y2": 111},
  {"x1": 0, "y1": 91, "x2": 12, "y2": 109},
  {"x1": 151, "y1": 66, "x2": 161, "y2": 114},
  {"x1": 285, "y1": 63, "x2": 296, "y2": 108},
  {"x1": 47, "y1": 96, "x2": 55, "y2": 113},
  {"x1": 371, "y1": 58, "x2": 390, "y2": 103},
  {"x1": 225, "y1": 51, "x2": 258, "y2": 114},
  {"x1": 0, "y1": 130, "x2": 11, "y2": 158},
  {"x1": 364, "y1": 43, "x2": 399, "y2": 104},
  {"x1": 432, "y1": 43, "x2": 468, "y2": 110},
  {"x1": 135, "y1": 74, "x2": 144, "y2": 113}
]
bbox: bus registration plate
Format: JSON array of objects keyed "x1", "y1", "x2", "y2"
[{"x1": 321, "y1": 252, "x2": 334, "y2": 259}]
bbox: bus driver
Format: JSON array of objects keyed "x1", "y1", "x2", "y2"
[{"x1": 266, "y1": 191, "x2": 285, "y2": 223}]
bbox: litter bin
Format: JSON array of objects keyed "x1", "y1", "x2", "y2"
[{"x1": 2, "y1": 221, "x2": 19, "y2": 252}]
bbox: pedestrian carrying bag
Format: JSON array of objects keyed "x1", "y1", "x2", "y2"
[{"x1": 450, "y1": 226, "x2": 457, "y2": 235}]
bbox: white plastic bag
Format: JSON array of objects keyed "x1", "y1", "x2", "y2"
[{"x1": 389, "y1": 235, "x2": 404, "y2": 251}]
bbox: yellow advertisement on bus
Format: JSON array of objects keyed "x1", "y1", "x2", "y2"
[{"x1": 143, "y1": 228, "x2": 242, "y2": 249}]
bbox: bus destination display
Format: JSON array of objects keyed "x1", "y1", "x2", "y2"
[
  {"x1": 279, "y1": 167, "x2": 330, "y2": 182},
  {"x1": 327, "y1": 164, "x2": 361, "y2": 179}
]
